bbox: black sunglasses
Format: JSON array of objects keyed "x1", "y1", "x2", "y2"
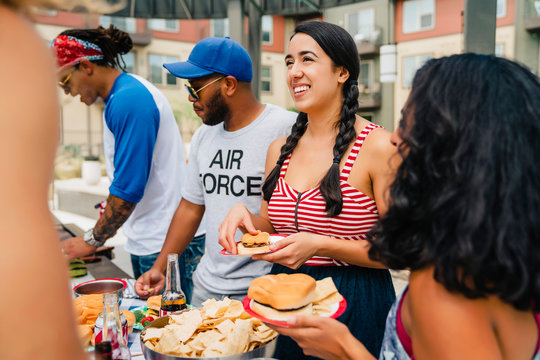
[{"x1": 185, "y1": 76, "x2": 226, "y2": 101}]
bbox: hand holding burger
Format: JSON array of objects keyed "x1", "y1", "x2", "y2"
[{"x1": 237, "y1": 231, "x2": 271, "y2": 255}]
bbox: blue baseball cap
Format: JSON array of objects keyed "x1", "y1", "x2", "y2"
[{"x1": 163, "y1": 37, "x2": 253, "y2": 82}]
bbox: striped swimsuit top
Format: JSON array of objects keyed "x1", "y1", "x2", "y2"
[{"x1": 267, "y1": 123, "x2": 381, "y2": 266}]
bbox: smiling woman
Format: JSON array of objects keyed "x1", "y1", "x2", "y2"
[{"x1": 218, "y1": 21, "x2": 399, "y2": 360}]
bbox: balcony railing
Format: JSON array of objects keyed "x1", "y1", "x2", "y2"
[
  {"x1": 358, "y1": 82, "x2": 381, "y2": 110},
  {"x1": 525, "y1": 0, "x2": 540, "y2": 33},
  {"x1": 353, "y1": 26, "x2": 382, "y2": 56}
]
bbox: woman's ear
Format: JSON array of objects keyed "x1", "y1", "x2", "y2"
[{"x1": 337, "y1": 66, "x2": 350, "y2": 84}]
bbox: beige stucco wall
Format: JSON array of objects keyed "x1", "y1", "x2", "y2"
[
  {"x1": 393, "y1": 26, "x2": 515, "y2": 129},
  {"x1": 260, "y1": 51, "x2": 295, "y2": 111}
]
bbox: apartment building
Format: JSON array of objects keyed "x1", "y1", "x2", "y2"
[
  {"x1": 33, "y1": 11, "x2": 295, "y2": 158},
  {"x1": 324, "y1": 0, "x2": 395, "y2": 131},
  {"x1": 393, "y1": 0, "x2": 516, "y2": 126}
]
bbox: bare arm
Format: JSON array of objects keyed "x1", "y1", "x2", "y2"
[
  {"x1": 152, "y1": 198, "x2": 204, "y2": 273},
  {"x1": 0, "y1": 7, "x2": 86, "y2": 360},
  {"x1": 270, "y1": 316, "x2": 375, "y2": 360},
  {"x1": 93, "y1": 193, "x2": 136, "y2": 241},
  {"x1": 62, "y1": 193, "x2": 136, "y2": 258},
  {"x1": 135, "y1": 198, "x2": 204, "y2": 297}
]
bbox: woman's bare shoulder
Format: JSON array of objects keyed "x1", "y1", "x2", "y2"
[
  {"x1": 359, "y1": 121, "x2": 394, "y2": 153},
  {"x1": 268, "y1": 135, "x2": 288, "y2": 157}
]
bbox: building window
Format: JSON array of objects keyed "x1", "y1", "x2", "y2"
[
  {"x1": 262, "y1": 15, "x2": 273, "y2": 44},
  {"x1": 403, "y1": 0, "x2": 435, "y2": 34},
  {"x1": 261, "y1": 66, "x2": 272, "y2": 93},
  {"x1": 346, "y1": 8, "x2": 376, "y2": 43},
  {"x1": 358, "y1": 60, "x2": 374, "y2": 95},
  {"x1": 402, "y1": 54, "x2": 432, "y2": 88},
  {"x1": 148, "y1": 19, "x2": 179, "y2": 32},
  {"x1": 149, "y1": 54, "x2": 178, "y2": 86},
  {"x1": 495, "y1": 43, "x2": 504, "y2": 57},
  {"x1": 100, "y1": 16, "x2": 136, "y2": 33},
  {"x1": 211, "y1": 19, "x2": 229, "y2": 37},
  {"x1": 496, "y1": 0, "x2": 507, "y2": 18},
  {"x1": 122, "y1": 52, "x2": 136, "y2": 73},
  {"x1": 535, "y1": 1, "x2": 540, "y2": 16}
]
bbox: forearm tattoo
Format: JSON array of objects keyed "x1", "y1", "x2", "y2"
[{"x1": 93, "y1": 194, "x2": 136, "y2": 242}]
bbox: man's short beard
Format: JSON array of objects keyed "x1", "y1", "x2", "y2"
[{"x1": 203, "y1": 91, "x2": 231, "y2": 126}]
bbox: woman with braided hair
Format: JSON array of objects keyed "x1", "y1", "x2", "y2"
[
  {"x1": 52, "y1": 25, "x2": 190, "y2": 281},
  {"x1": 219, "y1": 21, "x2": 398, "y2": 358}
]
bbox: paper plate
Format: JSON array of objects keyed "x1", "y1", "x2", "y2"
[
  {"x1": 242, "y1": 295, "x2": 347, "y2": 328},
  {"x1": 219, "y1": 234, "x2": 286, "y2": 257}
]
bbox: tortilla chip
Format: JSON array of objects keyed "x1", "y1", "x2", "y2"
[
  {"x1": 216, "y1": 318, "x2": 235, "y2": 334},
  {"x1": 313, "y1": 277, "x2": 339, "y2": 302},
  {"x1": 156, "y1": 328, "x2": 182, "y2": 354},
  {"x1": 143, "y1": 327, "x2": 165, "y2": 341}
]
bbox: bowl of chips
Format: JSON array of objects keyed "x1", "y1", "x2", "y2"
[{"x1": 140, "y1": 298, "x2": 277, "y2": 359}]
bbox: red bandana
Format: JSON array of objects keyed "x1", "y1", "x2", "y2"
[{"x1": 51, "y1": 35, "x2": 104, "y2": 70}]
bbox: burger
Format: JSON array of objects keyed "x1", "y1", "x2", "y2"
[
  {"x1": 146, "y1": 295, "x2": 161, "y2": 318},
  {"x1": 247, "y1": 273, "x2": 316, "y2": 321},
  {"x1": 237, "y1": 231, "x2": 271, "y2": 255}
]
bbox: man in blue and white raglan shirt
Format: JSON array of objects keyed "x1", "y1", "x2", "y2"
[
  {"x1": 134, "y1": 37, "x2": 297, "y2": 306},
  {"x1": 54, "y1": 27, "x2": 194, "y2": 279},
  {"x1": 100, "y1": 72, "x2": 185, "y2": 278}
]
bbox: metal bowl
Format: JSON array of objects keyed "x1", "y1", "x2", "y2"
[
  {"x1": 73, "y1": 278, "x2": 127, "y2": 298},
  {"x1": 140, "y1": 316, "x2": 277, "y2": 360}
]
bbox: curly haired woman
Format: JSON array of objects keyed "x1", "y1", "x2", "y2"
[{"x1": 269, "y1": 54, "x2": 540, "y2": 360}]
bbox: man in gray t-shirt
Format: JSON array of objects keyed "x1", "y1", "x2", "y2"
[{"x1": 134, "y1": 37, "x2": 296, "y2": 305}]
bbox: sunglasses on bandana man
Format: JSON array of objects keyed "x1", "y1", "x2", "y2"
[
  {"x1": 185, "y1": 76, "x2": 226, "y2": 101},
  {"x1": 58, "y1": 68, "x2": 76, "y2": 90}
]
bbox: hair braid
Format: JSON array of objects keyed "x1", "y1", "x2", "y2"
[
  {"x1": 262, "y1": 112, "x2": 308, "y2": 202},
  {"x1": 320, "y1": 81, "x2": 359, "y2": 216}
]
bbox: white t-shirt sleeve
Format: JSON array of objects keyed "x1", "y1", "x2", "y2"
[{"x1": 181, "y1": 126, "x2": 205, "y2": 205}]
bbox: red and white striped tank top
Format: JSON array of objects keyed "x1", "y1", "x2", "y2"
[{"x1": 267, "y1": 123, "x2": 381, "y2": 266}]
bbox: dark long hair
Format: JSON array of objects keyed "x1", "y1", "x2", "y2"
[
  {"x1": 262, "y1": 21, "x2": 360, "y2": 217},
  {"x1": 368, "y1": 53, "x2": 540, "y2": 310},
  {"x1": 60, "y1": 25, "x2": 133, "y2": 70}
]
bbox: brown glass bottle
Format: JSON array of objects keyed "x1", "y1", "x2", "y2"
[{"x1": 160, "y1": 253, "x2": 187, "y2": 316}]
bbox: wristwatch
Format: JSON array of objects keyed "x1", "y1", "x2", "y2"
[{"x1": 84, "y1": 228, "x2": 105, "y2": 248}]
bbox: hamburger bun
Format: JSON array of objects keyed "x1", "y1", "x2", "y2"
[
  {"x1": 248, "y1": 273, "x2": 316, "y2": 321},
  {"x1": 251, "y1": 301, "x2": 313, "y2": 322},
  {"x1": 238, "y1": 231, "x2": 270, "y2": 255}
]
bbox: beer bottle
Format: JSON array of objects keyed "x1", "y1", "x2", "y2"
[
  {"x1": 96, "y1": 293, "x2": 131, "y2": 360},
  {"x1": 160, "y1": 253, "x2": 187, "y2": 316}
]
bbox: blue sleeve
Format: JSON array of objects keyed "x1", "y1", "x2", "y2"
[{"x1": 105, "y1": 86, "x2": 159, "y2": 203}]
